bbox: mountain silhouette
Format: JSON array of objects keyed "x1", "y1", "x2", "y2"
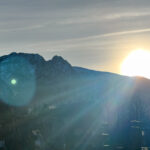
[{"x1": 0, "y1": 52, "x2": 149, "y2": 150}]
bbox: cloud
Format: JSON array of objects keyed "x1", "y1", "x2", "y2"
[
  {"x1": 78, "y1": 28, "x2": 150, "y2": 41},
  {"x1": 58, "y1": 12, "x2": 150, "y2": 25}
]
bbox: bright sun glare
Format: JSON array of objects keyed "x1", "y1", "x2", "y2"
[{"x1": 121, "y1": 49, "x2": 150, "y2": 79}]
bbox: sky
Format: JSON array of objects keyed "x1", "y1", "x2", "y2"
[{"x1": 0, "y1": 0, "x2": 150, "y2": 74}]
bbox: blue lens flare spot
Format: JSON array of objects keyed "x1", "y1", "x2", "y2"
[{"x1": 0, "y1": 55, "x2": 36, "y2": 106}]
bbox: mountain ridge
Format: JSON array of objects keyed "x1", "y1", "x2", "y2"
[{"x1": 0, "y1": 52, "x2": 145, "y2": 79}]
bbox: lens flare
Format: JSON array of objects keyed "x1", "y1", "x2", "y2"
[
  {"x1": 11, "y1": 79, "x2": 17, "y2": 85},
  {"x1": 0, "y1": 55, "x2": 36, "y2": 106}
]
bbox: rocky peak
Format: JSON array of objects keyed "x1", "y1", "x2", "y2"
[
  {"x1": 50, "y1": 55, "x2": 72, "y2": 68},
  {"x1": 0, "y1": 53, "x2": 74, "y2": 79},
  {"x1": 0, "y1": 52, "x2": 45, "y2": 65},
  {"x1": 48, "y1": 56, "x2": 73, "y2": 73}
]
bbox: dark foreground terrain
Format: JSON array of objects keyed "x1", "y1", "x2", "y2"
[{"x1": 0, "y1": 52, "x2": 150, "y2": 150}]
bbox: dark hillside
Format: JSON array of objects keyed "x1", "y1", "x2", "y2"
[{"x1": 0, "y1": 52, "x2": 149, "y2": 150}]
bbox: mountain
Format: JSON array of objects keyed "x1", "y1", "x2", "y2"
[{"x1": 0, "y1": 52, "x2": 149, "y2": 150}]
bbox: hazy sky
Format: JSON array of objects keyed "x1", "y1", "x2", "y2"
[{"x1": 0, "y1": 0, "x2": 150, "y2": 73}]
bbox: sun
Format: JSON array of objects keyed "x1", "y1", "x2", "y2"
[{"x1": 121, "y1": 49, "x2": 150, "y2": 79}]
